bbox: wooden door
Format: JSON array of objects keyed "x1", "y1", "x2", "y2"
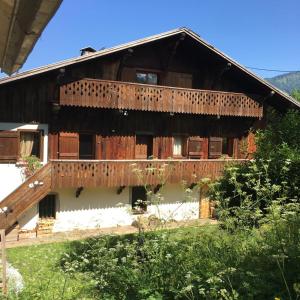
[
  {"x1": 58, "y1": 132, "x2": 79, "y2": 159},
  {"x1": 135, "y1": 135, "x2": 153, "y2": 159}
]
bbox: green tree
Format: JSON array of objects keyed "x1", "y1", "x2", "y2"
[{"x1": 291, "y1": 89, "x2": 300, "y2": 102}]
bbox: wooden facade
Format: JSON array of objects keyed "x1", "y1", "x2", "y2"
[{"x1": 1, "y1": 28, "x2": 296, "y2": 229}]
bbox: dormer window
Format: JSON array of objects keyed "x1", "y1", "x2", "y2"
[{"x1": 136, "y1": 71, "x2": 158, "y2": 85}]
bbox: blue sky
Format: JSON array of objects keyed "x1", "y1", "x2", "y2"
[{"x1": 4, "y1": 0, "x2": 300, "y2": 79}]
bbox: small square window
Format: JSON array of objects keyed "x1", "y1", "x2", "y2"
[
  {"x1": 136, "y1": 72, "x2": 158, "y2": 85},
  {"x1": 39, "y1": 194, "x2": 56, "y2": 219},
  {"x1": 131, "y1": 186, "x2": 147, "y2": 213}
]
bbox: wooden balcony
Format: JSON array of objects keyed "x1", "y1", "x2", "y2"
[
  {"x1": 59, "y1": 79, "x2": 263, "y2": 118},
  {"x1": 51, "y1": 159, "x2": 246, "y2": 188}
]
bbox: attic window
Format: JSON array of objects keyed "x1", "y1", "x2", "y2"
[{"x1": 136, "y1": 72, "x2": 158, "y2": 85}]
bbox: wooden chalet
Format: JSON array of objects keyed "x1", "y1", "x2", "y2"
[{"x1": 0, "y1": 28, "x2": 299, "y2": 234}]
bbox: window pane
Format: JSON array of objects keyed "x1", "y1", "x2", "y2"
[
  {"x1": 136, "y1": 72, "x2": 158, "y2": 85},
  {"x1": 79, "y1": 134, "x2": 94, "y2": 159},
  {"x1": 173, "y1": 136, "x2": 182, "y2": 156},
  {"x1": 147, "y1": 73, "x2": 158, "y2": 85},
  {"x1": 136, "y1": 73, "x2": 147, "y2": 84}
]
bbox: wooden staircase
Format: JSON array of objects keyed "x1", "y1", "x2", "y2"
[{"x1": 0, "y1": 163, "x2": 52, "y2": 231}]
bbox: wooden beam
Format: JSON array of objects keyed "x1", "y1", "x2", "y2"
[{"x1": 116, "y1": 48, "x2": 134, "y2": 81}]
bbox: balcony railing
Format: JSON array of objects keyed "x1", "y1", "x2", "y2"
[
  {"x1": 51, "y1": 159, "x2": 247, "y2": 188},
  {"x1": 59, "y1": 79, "x2": 263, "y2": 118}
]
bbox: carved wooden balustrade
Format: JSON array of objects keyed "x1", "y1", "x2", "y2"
[
  {"x1": 51, "y1": 159, "x2": 246, "y2": 188},
  {"x1": 59, "y1": 79, "x2": 263, "y2": 118}
]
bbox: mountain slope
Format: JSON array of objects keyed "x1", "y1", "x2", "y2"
[{"x1": 266, "y1": 72, "x2": 300, "y2": 94}]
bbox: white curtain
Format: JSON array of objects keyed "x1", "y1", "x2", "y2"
[
  {"x1": 20, "y1": 132, "x2": 34, "y2": 157},
  {"x1": 173, "y1": 137, "x2": 182, "y2": 156}
]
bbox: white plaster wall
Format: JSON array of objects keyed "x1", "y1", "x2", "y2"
[
  {"x1": 147, "y1": 183, "x2": 199, "y2": 221},
  {"x1": 18, "y1": 205, "x2": 38, "y2": 230},
  {"x1": 52, "y1": 187, "x2": 133, "y2": 232},
  {"x1": 0, "y1": 164, "x2": 23, "y2": 200},
  {"x1": 47, "y1": 184, "x2": 199, "y2": 232},
  {"x1": 0, "y1": 123, "x2": 48, "y2": 201}
]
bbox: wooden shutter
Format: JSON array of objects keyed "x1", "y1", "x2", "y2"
[
  {"x1": 188, "y1": 137, "x2": 203, "y2": 158},
  {"x1": 135, "y1": 135, "x2": 152, "y2": 159},
  {"x1": 0, "y1": 131, "x2": 19, "y2": 162},
  {"x1": 209, "y1": 137, "x2": 222, "y2": 159},
  {"x1": 58, "y1": 132, "x2": 79, "y2": 159}
]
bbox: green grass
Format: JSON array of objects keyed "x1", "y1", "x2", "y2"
[
  {"x1": 4, "y1": 224, "x2": 213, "y2": 299},
  {"x1": 6, "y1": 242, "x2": 96, "y2": 299}
]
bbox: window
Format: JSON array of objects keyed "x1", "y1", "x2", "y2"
[
  {"x1": 173, "y1": 136, "x2": 184, "y2": 157},
  {"x1": 136, "y1": 72, "x2": 158, "y2": 85},
  {"x1": 131, "y1": 186, "x2": 147, "y2": 213},
  {"x1": 222, "y1": 137, "x2": 233, "y2": 157},
  {"x1": 79, "y1": 134, "x2": 95, "y2": 159},
  {"x1": 20, "y1": 131, "x2": 41, "y2": 158},
  {"x1": 135, "y1": 135, "x2": 153, "y2": 159},
  {"x1": 209, "y1": 137, "x2": 233, "y2": 158},
  {"x1": 0, "y1": 130, "x2": 43, "y2": 163},
  {"x1": 39, "y1": 195, "x2": 56, "y2": 219}
]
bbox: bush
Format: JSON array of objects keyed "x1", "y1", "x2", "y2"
[
  {"x1": 210, "y1": 110, "x2": 300, "y2": 229},
  {"x1": 61, "y1": 210, "x2": 300, "y2": 299}
]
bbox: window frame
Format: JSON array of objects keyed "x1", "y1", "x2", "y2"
[
  {"x1": 208, "y1": 137, "x2": 234, "y2": 159},
  {"x1": 38, "y1": 194, "x2": 57, "y2": 219},
  {"x1": 18, "y1": 129, "x2": 44, "y2": 161},
  {"x1": 131, "y1": 186, "x2": 148, "y2": 214},
  {"x1": 172, "y1": 135, "x2": 187, "y2": 158},
  {"x1": 136, "y1": 70, "x2": 159, "y2": 85},
  {"x1": 79, "y1": 132, "x2": 96, "y2": 160}
]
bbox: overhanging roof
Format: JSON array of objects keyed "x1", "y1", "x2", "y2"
[
  {"x1": 0, "y1": 27, "x2": 299, "y2": 110},
  {"x1": 0, "y1": 0, "x2": 62, "y2": 75}
]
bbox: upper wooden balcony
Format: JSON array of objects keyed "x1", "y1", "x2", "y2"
[
  {"x1": 59, "y1": 79, "x2": 263, "y2": 118},
  {"x1": 51, "y1": 159, "x2": 246, "y2": 189}
]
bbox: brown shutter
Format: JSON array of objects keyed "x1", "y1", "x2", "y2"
[
  {"x1": 0, "y1": 131, "x2": 19, "y2": 162},
  {"x1": 58, "y1": 132, "x2": 79, "y2": 159},
  {"x1": 209, "y1": 137, "x2": 222, "y2": 159},
  {"x1": 188, "y1": 137, "x2": 203, "y2": 158},
  {"x1": 135, "y1": 135, "x2": 152, "y2": 159}
]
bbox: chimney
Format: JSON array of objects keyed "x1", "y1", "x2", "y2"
[{"x1": 80, "y1": 46, "x2": 96, "y2": 56}]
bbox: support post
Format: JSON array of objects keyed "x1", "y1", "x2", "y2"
[
  {"x1": 1, "y1": 229, "x2": 7, "y2": 295},
  {"x1": 199, "y1": 185, "x2": 210, "y2": 219}
]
